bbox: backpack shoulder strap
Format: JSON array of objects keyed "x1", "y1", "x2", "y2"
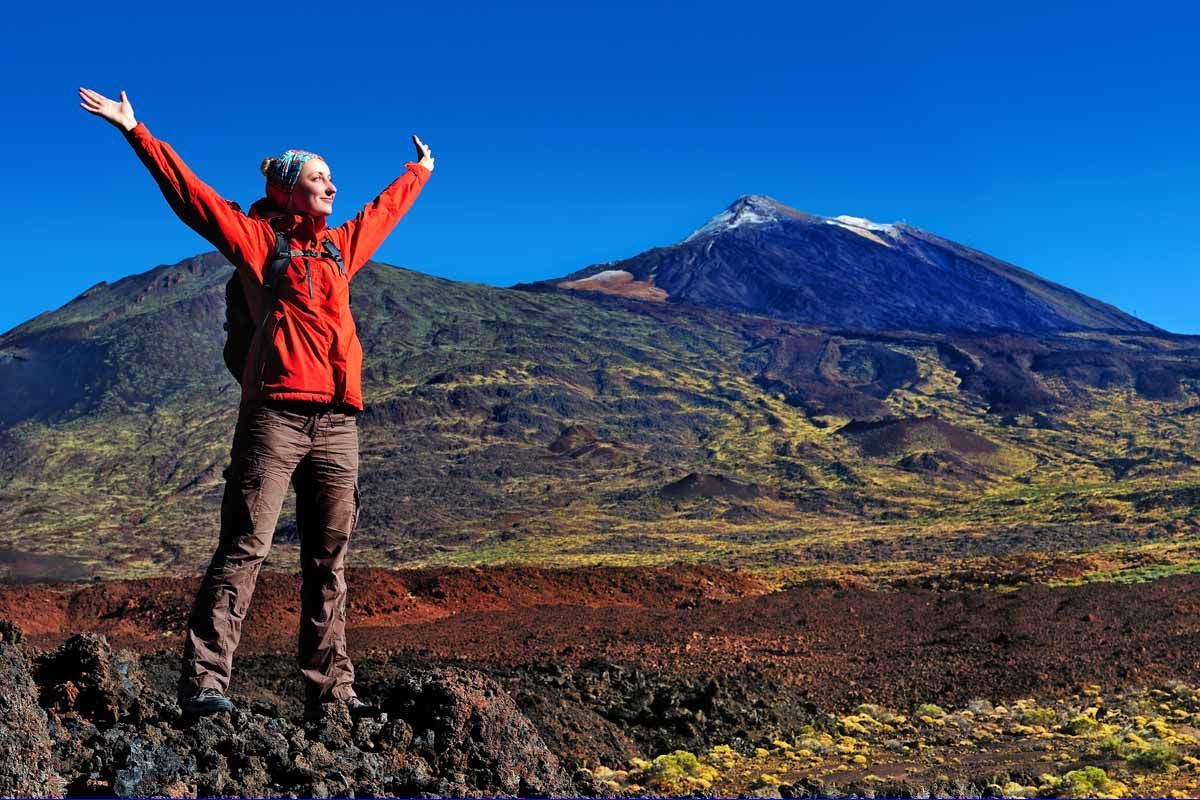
[
  {"x1": 249, "y1": 231, "x2": 292, "y2": 327},
  {"x1": 321, "y1": 237, "x2": 347, "y2": 276},
  {"x1": 263, "y1": 232, "x2": 291, "y2": 291}
]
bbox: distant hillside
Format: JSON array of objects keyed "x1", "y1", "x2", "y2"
[
  {"x1": 534, "y1": 195, "x2": 1159, "y2": 335},
  {"x1": 0, "y1": 241, "x2": 1197, "y2": 585}
]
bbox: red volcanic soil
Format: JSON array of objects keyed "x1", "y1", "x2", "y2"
[
  {"x1": 5, "y1": 564, "x2": 1200, "y2": 711},
  {"x1": 557, "y1": 270, "x2": 669, "y2": 301}
]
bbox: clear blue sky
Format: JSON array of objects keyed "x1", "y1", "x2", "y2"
[{"x1": 5, "y1": 0, "x2": 1199, "y2": 334}]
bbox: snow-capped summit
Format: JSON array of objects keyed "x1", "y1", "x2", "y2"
[
  {"x1": 542, "y1": 194, "x2": 1158, "y2": 336},
  {"x1": 683, "y1": 195, "x2": 794, "y2": 242},
  {"x1": 685, "y1": 197, "x2": 907, "y2": 248}
]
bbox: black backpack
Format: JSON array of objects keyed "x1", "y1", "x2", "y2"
[{"x1": 223, "y1": 231, "x2": 346, "y2": 383}]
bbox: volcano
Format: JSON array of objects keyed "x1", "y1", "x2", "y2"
[{"x1": 537, "y1": 195, "x2": 1158, "y2": 335}]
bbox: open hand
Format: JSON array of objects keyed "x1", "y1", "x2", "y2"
[
  {"x1": 412, "y1": 135, "x2": 435, "y2": 173},
  {"x1": 79, "y1": 87, "x2": 137, "y2": 132}
]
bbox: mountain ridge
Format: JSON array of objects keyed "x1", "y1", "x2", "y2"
[{"x1": 535, "y1": 195, "x2": 1159, "y2": 336}]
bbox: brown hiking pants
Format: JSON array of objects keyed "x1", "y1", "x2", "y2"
[{"x1": 179, "y1": 400, "x2": 361, "y2": 704}]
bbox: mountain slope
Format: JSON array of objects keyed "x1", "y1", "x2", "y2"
[
  {"x1": 1, "y1": 245, "x2": 1198, "y2": 585},
  {"x1": 538, "y1": 195, "x2": 1158, "y2": 335}
]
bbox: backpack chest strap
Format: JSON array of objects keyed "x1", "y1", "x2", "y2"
[{"x1": 262, "y1": 234, "x2": 347, "y2": 298}]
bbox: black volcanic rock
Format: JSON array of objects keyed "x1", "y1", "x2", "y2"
[
  {"x1": 382, "y1": 666, "x2": 577, "y2": 797},
  {"x1": 16, "y1": 636, "x2": 582, "y2": 798},
  {"x1": 0, "y1": 623, "x2": 63, "y2": 797},
  {"x1": 540, "y1": 195, "x2": 1158, "y2": 335},
  {"x1": 35, "y1": 633, "x2": 147, "y2": 724}
]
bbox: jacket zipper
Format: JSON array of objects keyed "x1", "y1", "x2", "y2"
[{"x1": 304, "y1": 259, "x2": 313, "y2": 298}]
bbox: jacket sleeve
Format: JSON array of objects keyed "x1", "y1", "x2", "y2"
[
  {"x1": 123, "y1": 121, "x2": 275, "y2": 283},
  {"x1": 328, "y1": 162, "x2": 430, "y2": 279}
]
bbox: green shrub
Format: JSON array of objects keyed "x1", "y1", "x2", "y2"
[
  {"x1": 1098, "y1": 734, "x2": 1124, "y2": 757},
  {"x1": 643, "y1": 750, "x2": 719, "y2": 793},
  {"x1": 916, "y1": 703, "x2": 946, "y2": 718},
  {"x1": 1126, "y1": 742, "x2": 1175, "y2": 772},
  {"x1": 1019, "y1": 707, "x2": 1057, "y2": 727},
  {"x1": 1060, "y1": 766, "x2": 1116, "y2": 797}
]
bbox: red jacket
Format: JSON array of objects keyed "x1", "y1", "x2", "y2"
[{"x1": 124, "y1": 121, "x2": 431, "y2": 411}]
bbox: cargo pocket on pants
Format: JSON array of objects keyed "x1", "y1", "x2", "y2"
[{"x1": 352, "y1": 484, "x2": 361, "y2": 533}]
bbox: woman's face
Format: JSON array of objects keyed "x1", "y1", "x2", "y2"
[{"x1": 288, "y1": 158, "x2": 336, "y2": 217}]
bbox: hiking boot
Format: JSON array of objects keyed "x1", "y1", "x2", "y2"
[
  {"x1": 181, "y1": 687, "x2": 234, "y2": 715},
  {"x1": 345, "y1": 695, "x2": 381, "y2": 718},
  {"x1": 305, "y1": 694, "x2": 380, "y2": 720}
]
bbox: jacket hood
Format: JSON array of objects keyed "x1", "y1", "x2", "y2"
[{"x1": 247, "y1": 196, "x2": 328, "y2": 243}]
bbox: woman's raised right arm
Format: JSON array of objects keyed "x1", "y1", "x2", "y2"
[{"x1": 79, "y1": 87, "x2": 274, "y2": 282}]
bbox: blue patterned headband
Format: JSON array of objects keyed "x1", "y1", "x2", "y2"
[{"x1": 261, "y1": 149, "x2": 324, "y2": 191}]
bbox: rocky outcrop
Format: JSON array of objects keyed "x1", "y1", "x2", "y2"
[
  {"x1": 384, "y1": 666, "x2": 577, "y2": 797},
  {"x1": 0, "y1": 622, "x2": 64, "y2": 797},
  {"x1": 35, "y1": 632, "x2": 148, "y2": 723},
  {"x1": 3, "y1": 625, "x2": 583, "y2": 798}
]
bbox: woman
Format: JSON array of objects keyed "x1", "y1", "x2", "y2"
[{"x1": 78, "y1": 87, "x2": 434, "y2": 717}]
